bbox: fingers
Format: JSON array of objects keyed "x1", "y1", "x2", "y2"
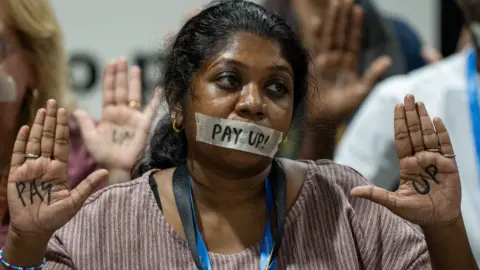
[
  {"x1": 12, "y1": 100, "x2": 70, "y2": 167},
  {"x1": 335, "y1": 0, "x2": 351, "y2": 49},
  {"x1": 350, "y1": 186, "x2": 397, "y2": 211},
  {"x1": 133, "y1": 88, "x2": 162, "y2": 146},
  {"x1": 103, "y1": 58, "x2": 143, "y2": 111},
  {"x1": 347, "y1": 5, "x2": 364, "y2": 54},
  {"x1": 102, "y1": 61, "x2": 116, "y2": 107},
  {"x1": 404, "y1": 94, "x2": 425, "y2": 153},
  {"x1": 395, "y1": 96, "x2": 452, "y2": 158},
  {"x1": 114, "y1": 58, "x2": 129, "y2": 105},
  {"x1": 361, "y1": 56, "x2": 392, "y2": 91},
  {"x1": 73, "y1": 109, "x2": 96, "y2": 145},
  {"x1": 417, "y1": 102, "x2": 439, "y2": 150},
  {"x1": 394, "y1": 104, "x2": 413, "y2": 159},
  {"x1": 127, "y1": 66, "x2": 142, "y2": 107},
  {"x1": 319, "y1": 1, "x2": 339, "y2": 52},
  {"x1": 433, "y1": 117, "x2": 455, "y2": 156},
  {"x1": 308, "y1": 16, "x2": 322, "y2": 55},
  {"x1": 10, "y1": 126, "x2": 30, "y2": 168},
  {"x1": 342, "y1": 5, "x2": 363, "y2": 71},
  {"x1": 68, "y1": 169, "x2": 108, "y2": 212},
  {"x1": 53, "y1": 108, "x2": 70, "y2": 163},
  {"x1": 41, "y1": 100, "x2": 57, "y2": 158},
  {"x1": 142, "y1": 88, "x2": 162, "y2": 130},
  {"x1": 25, "y1": 108, "x2": 46, "y2": 158}
]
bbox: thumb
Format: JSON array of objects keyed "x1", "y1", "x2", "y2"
[
  {"x1": 351, "y1": 185, "x2": 397, "y2": 211},
  {"x1": 133, "y1": 88, "x2": 162, "y2": 148},
  {"x1": 68, "y1": 169, "x2": 108, "y2": 212},
  {"x1": 140, "y1": 88, "x2": 162, "y2": 133},
  {"x1": 73, "y1": 109, "x2": 96, "y2": 142},
  {"x1": 361, "y1": 56, "x2": 392, "y2": 92}
]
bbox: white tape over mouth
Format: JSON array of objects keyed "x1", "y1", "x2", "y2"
[
  {"x1": 195, "y1": 112, "x2": 283, "y2": 158},
  {"x1": 0, "y1": 75, "x2": 16, "y2": 102}
]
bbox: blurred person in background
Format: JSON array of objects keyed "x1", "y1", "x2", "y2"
[
  {"x1": 0, "y1": 0, "x2": 158, "y2": 247},
  {"x1": 422, "y1": 25, "x2": 472, "y2": 63},
  {"x1": 335, "y1": 0, "x2": 480, "y2": 262},
  {"x1": 389, "y1": 17, "x2": 429, "y2": 71},
  {"x1": 264, "y1": 0, "x2": 429, "y2": 160}
]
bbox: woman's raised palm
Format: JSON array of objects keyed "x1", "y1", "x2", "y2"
[
  {"x1": 352, "y1": 94, "x2": 461, "y2": 227},
  {"x1": 7, "y1": 100, "x2": 107, "y2": 238}
]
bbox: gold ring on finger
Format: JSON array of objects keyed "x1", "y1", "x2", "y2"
[
  {"x1": 443, "y1": 154, "x2": 456, "y2": 158},
  {"x1": 25, "y1": 153, "x2": 40, "y2": 159},
  {"x1": 426, "y1": 148, "x2": 440, "y2": 152},
  {"x1": 128, "y1": 100, "x2": 140, "y2": 110}
]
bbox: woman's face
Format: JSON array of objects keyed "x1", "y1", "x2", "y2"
[
  {"x1": 182, "y1": 32, "x2": 295, "y2": 174},
  {"x1": 0, "y1": 15, "x2": 34, "y2": 168}
]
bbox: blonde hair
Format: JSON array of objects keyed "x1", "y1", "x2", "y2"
[{"x1": 3, "y1": 0, "x2": 74, "y2": 124}]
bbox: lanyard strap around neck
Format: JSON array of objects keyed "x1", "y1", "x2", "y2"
[{"x1": 173, "y1": 160, "x2": 287, "y2": 270}]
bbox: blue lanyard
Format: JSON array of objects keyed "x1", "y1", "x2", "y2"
[
  {"x1": 466, "y1": 48, "x2": 480, "y2": 188},
  {"x1": 188, "y1": 178, "x2": 276, "y2": 270}
]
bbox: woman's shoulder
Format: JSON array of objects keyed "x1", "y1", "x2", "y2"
[
  {"x1": 58, "y1": 171, "x2": 157, "y2": 234},
  {"x1": 278, "y1": 158, "x2": 372, "y2": 212},
  {"x1": 83, "y1": 171, "x2": 155, "y2": 207},
  {"x1": 48, "y1": 170, "x2": 169, "y2": 262},
  {"x1": 306, "y1": 159, "x2": 370, "y2": 185},
  {"x1": 282, "y1": 158, "x2": 371, "y2": 192},
  {"x1": 280, "y1": 158, "x2": 402, "y2": 223}
]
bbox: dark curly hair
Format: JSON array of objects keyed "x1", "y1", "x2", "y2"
[{"x1": 132, "y1": 0, "x2": 309, "y2": 177}]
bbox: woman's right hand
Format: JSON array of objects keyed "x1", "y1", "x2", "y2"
[{"x1": 7, "y1": 99, "x2": 107, "y2": 241}]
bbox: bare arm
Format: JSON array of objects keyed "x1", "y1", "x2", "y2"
[
  {"x1": 423, "y1": 217, "x2": 478, "y2": 270},
  {"x1": 1, "y1": 228, "x2": 49, "y2": 268},
  {"x1": 298, "y1": 120, "x2": 338, "y2": 160}
]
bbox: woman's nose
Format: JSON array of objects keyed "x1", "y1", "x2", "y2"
[{"x1": 234, "y1": 84, "x2": 267, "y2": 121}]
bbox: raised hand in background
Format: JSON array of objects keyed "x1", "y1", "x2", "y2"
[
  {"x1": 74, "y1": 58, "x2": 161, "y2": 184},
  {"x1": 300, "y1": 0, "x2": 392, "y2": 122}
]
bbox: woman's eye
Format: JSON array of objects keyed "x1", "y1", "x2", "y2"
[
  {"x1": 266, "y1": 81, "x2": 288, "y2": 97},
  {"x1": 216, "y1": 73, "x2": 241, "y2": 90}
]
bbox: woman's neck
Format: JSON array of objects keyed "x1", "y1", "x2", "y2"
[
  {"x1": 186, "y1": 158, "x2": 271, "y2": 210},
  {"x1": 182, "y1": 158, "x2": 273, "y2": 254}
]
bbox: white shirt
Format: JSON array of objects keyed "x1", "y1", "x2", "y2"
[{"x1": 335, "y1": 49, "x2": 480, "y2": 262}]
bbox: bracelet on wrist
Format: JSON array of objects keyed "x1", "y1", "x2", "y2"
[{"x1": 0, "y1": 249, "x2": 45, "y2": 270}]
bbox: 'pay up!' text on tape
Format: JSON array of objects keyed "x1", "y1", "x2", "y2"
[{"x1": 195, "y1": 113, "x2": 283, "y2": 157}]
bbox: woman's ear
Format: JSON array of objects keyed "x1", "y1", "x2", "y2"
[{"x1": 170, "y1": 103, "x2": 185, "y2": 128}]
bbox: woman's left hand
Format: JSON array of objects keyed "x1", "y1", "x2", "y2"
[
  {"x1": 351, "y1": 94, "x2": 461, "y2": 227},
  {"x1": 74, "y1": 58, "x2": 161, "y2": 173}
]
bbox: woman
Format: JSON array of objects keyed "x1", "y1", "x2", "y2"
[
  {"x1": 0, "y1": 0, "x2": 157, "y2": 247},
  {"x1": 1, "y1": 1, "x2": 477, "y2": 269}
]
